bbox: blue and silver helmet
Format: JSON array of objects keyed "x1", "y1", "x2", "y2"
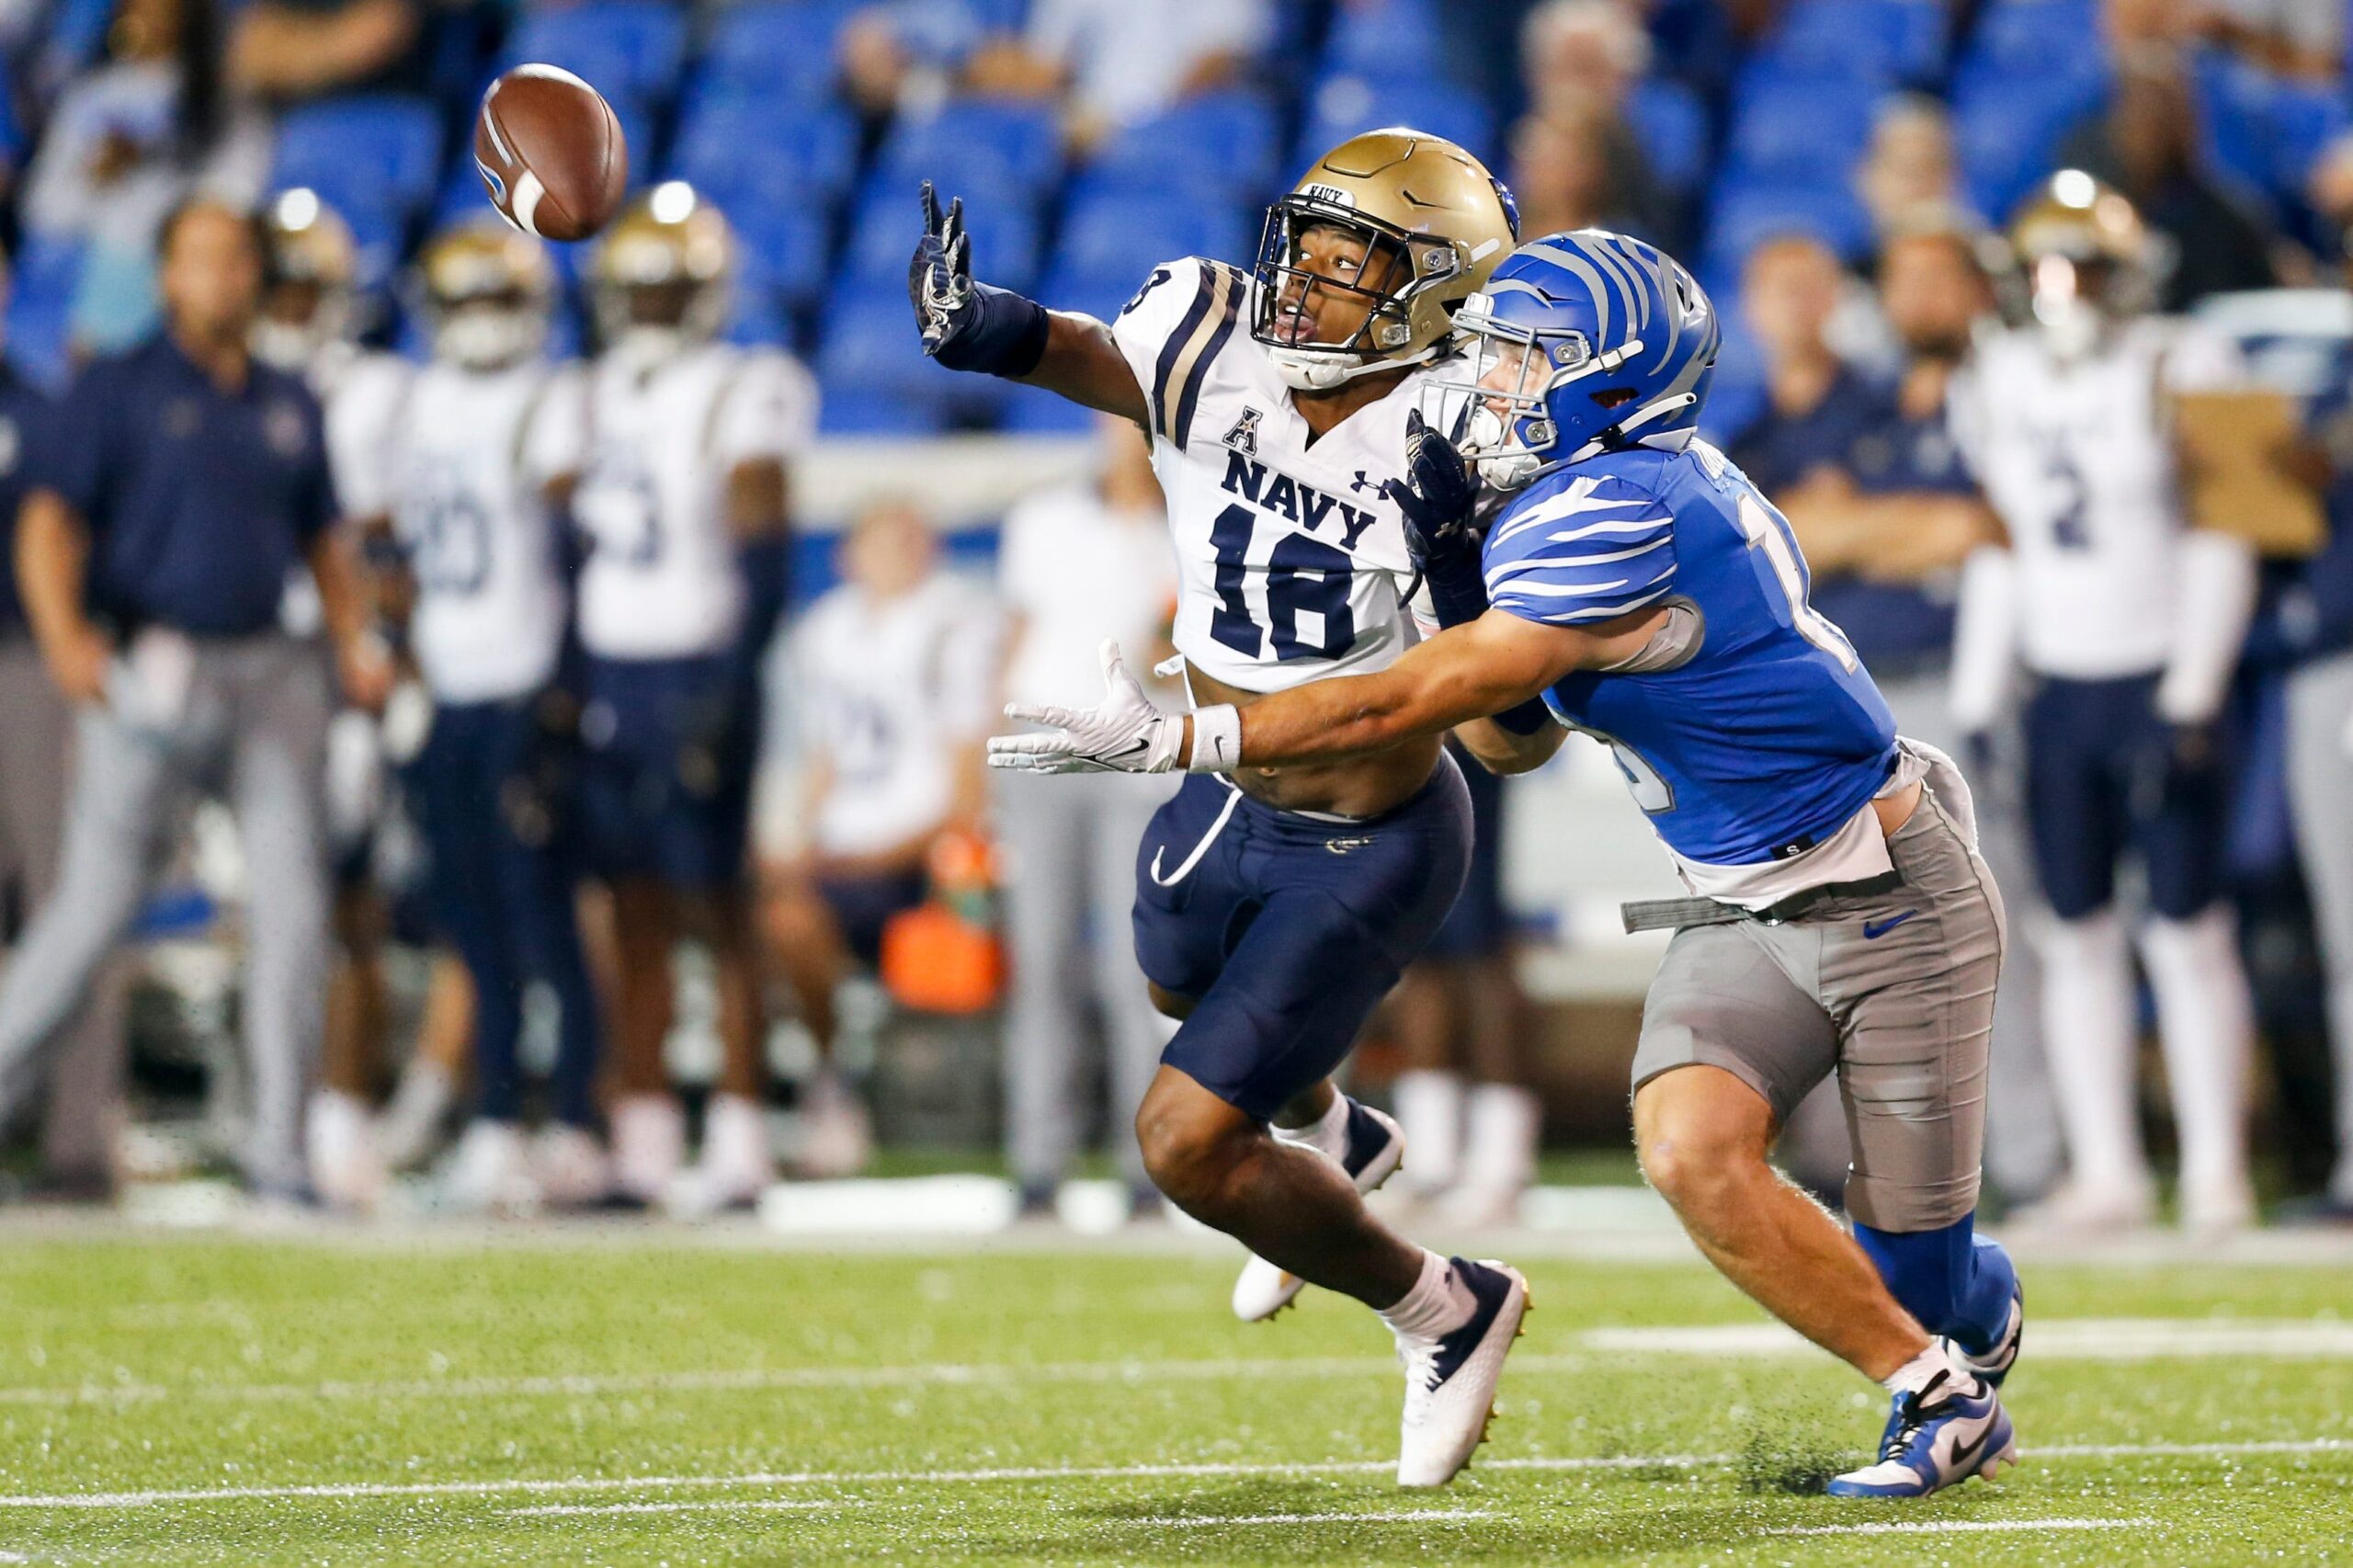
[{"x1": 1423, "y1": 229, "x2": 1719, "y2": 489}]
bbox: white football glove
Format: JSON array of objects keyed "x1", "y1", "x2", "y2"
[{"x1": 990, "y1": 641, "x2": 1225, "y2": 775}]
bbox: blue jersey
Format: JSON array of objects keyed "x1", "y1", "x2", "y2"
[{"x1": 1483, "y1": 438, "x2": 1899, "y2": 868}]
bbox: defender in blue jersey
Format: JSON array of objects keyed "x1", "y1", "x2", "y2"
[{"x1": 994, "y1": 231, "x2": 2025, "y2": 1499}]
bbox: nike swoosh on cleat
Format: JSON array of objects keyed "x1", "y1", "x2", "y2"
[
  {"x1": 1862, "y1": 911, "x2": 1919, "y2": 939},
  {"x1": 1948, "y1": 1424, "x2": 1993, "y2": 1473}
]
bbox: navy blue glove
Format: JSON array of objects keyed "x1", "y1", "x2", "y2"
[
  {"x1": 1383, "y1": 409, "x2": 1488, "y2": 629},
  {"x1": 910, "y1": 181, "x2": 1050, "y2": 378}
]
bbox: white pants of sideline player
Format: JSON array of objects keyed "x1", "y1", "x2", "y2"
[
  {"x1": 0, "y1": 635, "x2": 332, "y2": 1196},
  {"x1": 995, "y1": 768, "x2": 1180, "y2": 1195},
  {"x1": 2287, "y1": 647, "x2": 2353, "y2": 1207},
  {"x1": 1776, "y1": 666, "x2": 2067, "y2": 1207}
]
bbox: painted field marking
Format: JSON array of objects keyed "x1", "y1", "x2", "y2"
[
  {"x1": 508, "y1": 1499, "x2": 861, "y2": 1518},
  {"x1": 1137, "y1": 1510, "x2": 1496, "y2": 1527},
  {"x1": 8, "y1": 1315, "x2": 2349, "y2": 1413},
  {"x1": 0, "y1": 1440, "x2": 2344, "y2": 1512},
  {"x1": 1772, "y1": 1517, "x2": 2158, "y2": 1538}
]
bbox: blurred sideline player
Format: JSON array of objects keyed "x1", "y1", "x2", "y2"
[
  {"x1": 919, "y1": 130, "x2": 1531, "y2": 1487},
  {"x1": 330, "y1": 218, "x2": 609, "y2": 1211},
  {"x1": 1383, "y1": 742, "x2": 1540, "y2": 1225},
  {"x1": 1950, "y1": 173, "x2": 2259, "y2": 1234},
  {"x1": 996, "y1": 228, "x2": 2028, "y2": 1499},
  {"x1": 572, "y1": 184, "x2": 813, "y2": 1214},
  {"x1": 762, "y1": 500, "x2": 998, "y2": 1176},
  {"x1": 254, "y1": 190, "x2": 456, "y2": 1207}
]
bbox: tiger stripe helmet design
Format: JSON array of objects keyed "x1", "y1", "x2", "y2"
[
  {"x1": 1422, "y1": 228, "x2": 1720, "y2": 490},
  {"x1": 1251, "y1": 127, "x2": 1520, "y2": 392}
]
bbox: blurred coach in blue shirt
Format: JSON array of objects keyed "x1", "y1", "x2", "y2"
[{"x1": 0, "y1": 199, "x2": 391, "y2": 1202}]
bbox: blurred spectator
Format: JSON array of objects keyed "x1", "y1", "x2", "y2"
[
  {"x1": 0, "y1": 199, "x2": 392, "y2": 1203},
  {"x1": 961, "y1": 0, "x2": 1267, "y2": 148},
  {"x1": 2192, "y1": 0, "x2": 2343, "y2": 78},
  {"x1": 762, "y1": 499, "x2": 999, "y2": 1178},
  {"x1": 2056, "y1": 51, "x2": 2279, "y2": 309},
  {"x1": 838, "y1": 1, "x2": 990, "y2": 121},
  {"x1": 1725, "y1": 233, "x2": 1881, "y2": 488},
  {"x1": 993, "y1": 415, "x2": 1176, "y2": 1215},
  {"x1": 22, "y1": 0, "x2": 269, "y2": 355},
  {"x1": 228, "y1": 0, "x2": 421, "y2": 102},
  {"x1": 0, "y1": 245, "x2": 129, "y2": 1202},
  {"x1": 1857, "y1": 96, "x2": 1964, "y2": 240},
  {"x1": 1509, "y1": 102, "x2": 1677, "y2": 246},
  {"x1": 1520, "y1": 0, "x2": 1647, "y2": 125}
]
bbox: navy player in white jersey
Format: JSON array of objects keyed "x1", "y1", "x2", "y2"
[
  {"x1": 996, "y1": 231, "x2": 2025, "y2": 1498},
  {"x1": 915, "y1": 131, "x2": 1530, "y2": 1487},
  {"x1": 332, "y1": 219, "x2": 609, "y2": 1210}
]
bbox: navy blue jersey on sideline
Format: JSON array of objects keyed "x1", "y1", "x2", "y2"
[{"x1": 0, "y1": 364, "x2": 54, "y2": 638}]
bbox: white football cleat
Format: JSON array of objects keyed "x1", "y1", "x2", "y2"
[
  {"x1": 306, "y1": 1089, "x2": 384, "y2": 1213},
  {"x1": 666, "y1": 1094, "x2": 776, "y2": 1217},
  {"x1": 794, "y1": 1070, "x2": 873, "y2": 1179},
  {"x1": 2004, "y1": 1176, "x2": 2155, "y2": 1236},
  {"x1": 442, "y1": 1119, "x2": 537, "y2": 1214},
  {"x1": 373, "y1": 1059, "x2": 455, "y2": 1173},
  {"x1": 610, "y1": 1094, "x2": 685, "y2": 1208},
  {"x1": 1233, "y1": 1099, "x2": 1405, "y2": 1322},
  {"x1": 1395, "y1": 1257, "x2": 1530, "y2": 1488},
  {"x1": 531, "y1": 1124, "x2": 612, "y2": 1209}
]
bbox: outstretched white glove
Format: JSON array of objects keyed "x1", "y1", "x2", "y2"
[{"x1": 989, "y1": 641, "x2": 1239, "y2": 775}]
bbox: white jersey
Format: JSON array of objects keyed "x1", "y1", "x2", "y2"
[
  {"x1": 1108, "y1": 256, "x2": 1431, "y2": 694},
  {"x1": 792, "y1": 574, "x2": 1002, "y2": 858},
  {"x1": 1954, "y1": 317, "x2": 2243, "y2": 679},
  {"x1": 329, "y1": 356, "x2": 583, "y2": 704},
  {"x1": 573, "y1": 341, "x2": 815, "y2": 662}
]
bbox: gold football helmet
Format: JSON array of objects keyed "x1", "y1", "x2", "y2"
[
  {"x1": 1251, "y1": 128, "x2": 1521, "y2": 391},
  {"x1": 591, "y1": 180, "x2": 733, "y2": 362},
  {"x1": 417, "y1": 218, "x2": 553, "y2": 370},
  {"x1": 255, "y1": 187, "x2": 358, "y2": 370},
  {"x1": 2008, "y1": 168, "x2": 2154, "y2": 354}
]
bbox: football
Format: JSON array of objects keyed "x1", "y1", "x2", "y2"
[{"x1": 473, "y1": 63, "x2": 628, "y2": 242}]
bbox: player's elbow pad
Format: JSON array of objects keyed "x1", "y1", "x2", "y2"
[
  {"x1": 2157, "y1": 529, "x2": 2259, "y2": 726},
  {"x1": 1948, "y1": 545, "x2": 2019, "y2": 733},
  {"x1": 936, "y1": 283, "x2": 1051, "y2": 379}
]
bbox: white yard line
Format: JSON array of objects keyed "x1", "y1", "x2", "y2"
[
  {"x1": 0, "y1": 1440, "x2": 2344, "y2": 1512},
  {"x1": 1772, "y1": 1517, "x2": 2158, "y2": 1537},
  {"x1": 507, "y1": 1499, "x2": 861, "y2": 1518},
  {"x1": 1137, "y1": 1510, "x2": 1496, "y2": 1527},
  {"x1": 10, "y1": 1314, "x2": 2350, "y2": 1412}
]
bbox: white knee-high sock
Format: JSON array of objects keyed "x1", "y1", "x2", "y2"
[
  {"x1": 2036, "y1": 911, "x2": 2149, "y2": 1192},
  {"x1": 1458, "y1": 1082, "x2": 1541, "y2": 1194},
  {"x1": 1392, "y1": 1070, "x2": 1464, "y2": 1190},
  {"x1": 2137, "y1": 908, "x2": 2255, "y2": 1199}
]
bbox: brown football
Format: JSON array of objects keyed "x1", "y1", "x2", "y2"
[{"x1": 474, "y1": 64, "x2": 628, "y2": 242}]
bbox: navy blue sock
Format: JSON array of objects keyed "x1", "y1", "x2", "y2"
[{"x1": 1853, "y1": 1212, "x2": 2018, "y2": 1358}]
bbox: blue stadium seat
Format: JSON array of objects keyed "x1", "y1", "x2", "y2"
[
  {"x1": 1298, "y1": 74, "x2": 1497, "y2": 168},
  {"x1": 2192, "y1": 51, "x2": 2280, "y2": 202},
  {"x1": 1952, "y1": 0, "x2": 2106, "y2": 91},
  {"x1": 670, "y1": 101, "x2": 860, "y2": 213},
  {"x1": 1628, "y1": 79, "x2": 1711, "y2": 195},
  {"x1": 1030, "y1": 264, "x2": 1136, "y2": 328},
  {"x1": 697, "y1": 0, "x2": 863, "y2": 105},
  {"x1": 1745, "y1": 0, "x2": 1946, "y2": 87},
  {"x1": 6, "y1": 234, "x2": 83, "y2": 392},
  {"x1": 875, "y1": 99, "x2": 1063, "y2": 206},
  {"x1": 729, "y1": 200, "x2": 836, "y2": 315},
  {"x1": 1699, "y1": 180, "x2": 1873, "y2": 279},
  {"x1": 1722, "y1": 80, "x2": 1881, "y2": 186},
  {"x1": 814, "y1": 283, "x2": 977, "y2": 433},
  {"x1": 1078, "y1": 91, "x2": 1285, "y2": 204},
  {"x1": 1053, "y1": 194, "x2": 1252, "y2": 294},
  {"x1": 998, "y1": 383, "x2": 1098, "y2": 433},
  {"x1": 505, "y1": 2, "x2": 690, "y2": 114},
  {"x1": 1952, "y1": 73, "x2": 2105, "y2": 224},
  {"x1": 2268, "y1": 77, "x2": 2351, "y2": 196},
  {"x1": 1319, "y1": 0, "x2": 1443, "y2": 81},
  {"x1": 270, "y1": 95, "x2": 445, "y2": 218},
  {"x1": 843, "y1": 184, "x2": 1040, "y2": 292}
]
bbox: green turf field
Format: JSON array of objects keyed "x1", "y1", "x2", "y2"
[{"x1": 0, "y1": 1232, "x2": 2346, "y2": 1564}]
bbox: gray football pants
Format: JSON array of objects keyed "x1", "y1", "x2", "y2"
[
  {"x1": 996, "y1": 769, "x2": 1176, "y2": 1190},
  {"x1": 0, "y1": 637, "x2": 332, "y2": 1193},
  {"x1": 0, "y1": 641, "x2": 128, "y2": 1183},
  {"x1": 2286, "y1": 648, "x2": 2353, "y2": 1204},
  {"x1": 1631, "y1": 744, "x2": 2006, "y2": 1231},
  {"x1": 1778, "y1": 672, "x2": 2063, "y2": 1205}
]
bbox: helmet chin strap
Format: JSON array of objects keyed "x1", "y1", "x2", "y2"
[{"x1": 1267, "y1": 338, "x2": 1443, "y2": 392}]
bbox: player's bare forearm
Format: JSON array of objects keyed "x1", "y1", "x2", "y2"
[
  {"x1": 1847, "y1": 495, "x2": 2001, "y2": 582},
  {"x1": 1017, "y1": 312, "x2": 1148, "y2": 425},
  {"x1": 727, "y1": 460, "x2": 789, "y2": 539},
  {"x1": 1452, "y1": 716, "x2": 1568, "y2": 776},
  {"x1": 16, "y1": 492, "x2": 95, "y2": 657}
]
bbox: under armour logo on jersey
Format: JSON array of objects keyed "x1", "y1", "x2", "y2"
[
  {"x1": 1222, "y1": 407, "x2": 1262, "y2": 456},
  {"x1": 1324, "y1": 835, "x2": 1374, "y2": 855},
  {"x1": 1348, "y1": 469, "x2": 1380, "y2": 494}
]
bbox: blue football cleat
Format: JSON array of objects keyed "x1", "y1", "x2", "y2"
[
  {"x1": 1825, "y1": 1367, "x2": 2018, "y2": 1498},
  {"x1": 1944, "y1": 1277, "x2": 2024, "y2": 1390}
]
